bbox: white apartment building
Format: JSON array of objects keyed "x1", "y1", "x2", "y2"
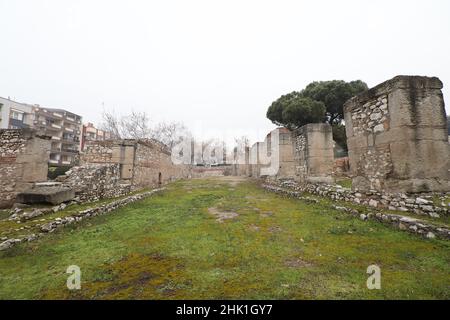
[
  {"x1": 0, "y1": 96, "x2": 34, "y2": 129},
  {"x1": 32, "y1": 106, "x2": 83, "y2": 166}
]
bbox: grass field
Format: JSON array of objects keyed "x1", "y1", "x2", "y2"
[{"x1": 0, "y1": 177, "x2": 449, "y2": 299}]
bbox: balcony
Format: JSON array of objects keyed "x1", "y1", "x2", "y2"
[
  {"x1": 53, "y1": 112, "x2": 63, "y2": 118},
  {"x1": 51, "y1": 136, "x2": 61, "y2": 141},
  {"x1": 51, "y1": 123, "x2": 62, "y2": 129},
  {"x1": 61, "y1": 148, "x2": 79, "y2": 154},
  {"x1": 65, "y1": 127, "x2": 74, "y2": 133},
  {"x1": 61, "y1": 138, "x2": 80, "y2": 144}
]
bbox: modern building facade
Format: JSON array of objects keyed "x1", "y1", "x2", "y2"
[
  {"x1": 80, "y1": 122, "x2": 111, "y2": 151},
  {"x1": 32, "y1": 106, "x2": 82, "y2": 166},
  {"x1": 0, "y1": 97, "x2": 34, "y2": 129}
]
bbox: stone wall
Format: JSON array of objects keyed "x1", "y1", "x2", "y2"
[
  {"x1": 133, "y1": 140, "x2": 191, "y2": 188},
  {"x1": 231, "y1": 146, "x2": 250, "y2": 177},
  {"x1": 263, "y1": 182, "x2": 450, "y2": 240},
  {"x1": 63, "y1": 164, "x2": 131, "y2": 202},
  {"x1": 0, "y1": 188, "x2": 165, "y2": 251},
  {"x1": 81, "y1": 138, "x2": 191, "y2": 190},
  {"x1": 334, "y1": 157, "x2": 350, "y2": 176},
  {"x1": 0, "y1": 129, "x2": 51, "y2": 208},
  {"x1": 249, "y1": 142, "x2": 260, "y2": 177},
  {"x1": 292, "y1": 123, "x2": 334, "y2": 183},
  {"x1": 277, "y1": 128, "x2": 296, "y2": 178},
  {"x1": 243, "y1": 128, "x2": 295, "y2": 179},
  {"x1": 263, "y1": 179, "x2": 449, "y2": 218},
  {"x1": 344, "y1": 75, "x2": 450, "y2": 193}
]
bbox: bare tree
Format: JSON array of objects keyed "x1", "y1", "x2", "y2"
[
  {"x1": 234, "y1": 135, "x2": 250, "y2": 149},
  {"x1": 100, "y1": 110, "x2": 152, "y2": 140},
  {"x1": 233, "y1": 135, "x2": 250, "y2": 164},
  {"x1": 121, "y1": 111, "x2": 153, "y2": 139},
  {"x1": 100, "y1": 109, "x2": 123, "y2": 139},
  {"x1": 152, "y1": 121, "x2": 191, "y2": 149},
  {"x1": 100, "y1": 110, "x2": 191, "y2": 149}
]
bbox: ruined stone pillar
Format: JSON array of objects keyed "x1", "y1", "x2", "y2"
[
  {"x1": 344, "y1": 75, "x2": 450, "y2": 193},
  {"x1": 249, "y1": 142, "x2": 260, "y2": 177},
  {"x1": 292, "y1": 123, "x2": 334, "y2": 183},
  {"x1": 0, "y1": 129, "x2": 51, "y2": 208}
]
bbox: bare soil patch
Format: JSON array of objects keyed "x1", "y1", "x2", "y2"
[
  {"x1": 208, "y1": 207, "x2": 239, "y2": 223},
  {"x1": 284, "y1": 258, "x2": 313, "y2": 268}
]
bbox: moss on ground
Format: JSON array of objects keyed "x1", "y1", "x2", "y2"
[
  {"x1": 0, "y1": 177, "x2": 449, "y2": 299},
  {"x1": 0, "y1": 188, "x2": 152, "y2": 240},
  {"x1": 336, "y1": 178, "x2": 352, "y2": 189}
]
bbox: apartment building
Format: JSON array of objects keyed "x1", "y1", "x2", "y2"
[
  {"x1": 32, "y1": 106, "x2": 82, "y2": 166},
  {"x1": 80, "y1": 122, "x2": 111, "y2": 151},
  {"x1": 0, "y1": 97, "x2": 34, "y2": 129}
]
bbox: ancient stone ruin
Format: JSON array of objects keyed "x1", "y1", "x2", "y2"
[
  {"x1": 344, "y1": 75, "x2": 450, "y2": 193},
  {"x1": 242, "y1": 124, "x2": 334, "y2": 183},
  {"x1": 60, "y1": 139, "x2": 192, "y2": 202},
  {"x1": 0, "y1": 129, "x2": 51, "y2": 208},
  {"x1": 292, "y1": 123, "x2": 334, "y2": 183}
]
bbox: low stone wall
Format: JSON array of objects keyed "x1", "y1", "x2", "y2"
[
  {"x1": 0, "y1": 188, "x2": 164, "y2": 251},
  {"x1": 62, "y1": 164, "x2": 131, "y2": 202},
  {"x1": 263, "y1": 184, "x2": 450, "y2": 240},
  {"x1": 0, "y1": 129, "x2": 51, "y2": 208},
  {"x1": 264, "y1": 179, "x2": 449, "y2": 218}
]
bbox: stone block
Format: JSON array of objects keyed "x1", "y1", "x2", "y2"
[{"x1": 16, "y1": 186, "x2": 75, "y2": 205}]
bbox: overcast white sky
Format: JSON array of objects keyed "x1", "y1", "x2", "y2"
[{"x1": 1, "y1": 0, "x2": 449, "y2": 144}]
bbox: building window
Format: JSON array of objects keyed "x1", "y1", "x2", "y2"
[{"x1": 11, "y1": 111, "x2": 24, "y2": 121}]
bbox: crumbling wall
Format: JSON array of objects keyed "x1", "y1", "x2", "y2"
[
  {"x1": 63, "y1": 164, "x2": 131, "y2": 202},
  {"x1": 81, "y1": 138, "x2": 191, "y2": 191},
  {"x1": 0, "y1": 129, "x2": 50, "y2": 208},
  {"x1": 344, "y1": 75, "x2": 450, "y2": 193},
  {"x1": 80, "y1": 141, "x2": 115, "y2": 163},
  {"x1": 292, "y1": 123, "x2": 334, "y2": 183},
  {"x1": 334, "y1": 157, "x2": 350, "y2": 176},
  {"x1": 133, "y1": 140, "x2": 191, "y2": 188}
]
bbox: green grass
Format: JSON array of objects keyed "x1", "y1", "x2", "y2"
[
  {"x1": 336, "y1": 178, "x2": 352, "y2": 189},
  {"x1": 0, "y1": 188, "x2": 152, "y2": 240},
  {"x1": 0, "y1": 177, "x2": 449, "y2": 299}
]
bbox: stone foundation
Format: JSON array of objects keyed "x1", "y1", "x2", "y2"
[
  {"x1": 263, "y1": 182, "x2": 450, "y2": 240},
  {"x1": 0, "y1": 188, "x2": 165, "y2": 251},
  {"x1": 264, "y1": 179, "x2": 449, "y2": 218}
]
